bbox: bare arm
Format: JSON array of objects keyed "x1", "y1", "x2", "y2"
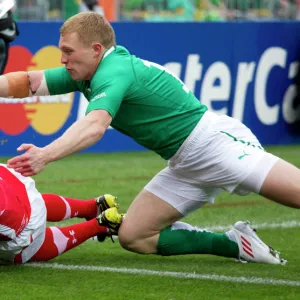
[
  {"x1": 0, "y1": 70, "x2": 49, "y2": 98},
  {"x1": 28, "y1": 70, "x2": 50, "y2": 96},
  {"x1": 7, "y1": 110, "x2": 112, "y2": 176},
  {"x1": 43, "y1": 109, "x2": 111, "y2": 162}
]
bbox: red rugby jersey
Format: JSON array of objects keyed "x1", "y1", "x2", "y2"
[{"x1": 0, "y1": 165, "x2": 31, "y2": 241}]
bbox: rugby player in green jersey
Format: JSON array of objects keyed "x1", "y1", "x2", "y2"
[{"x1": 4, "y1": 12, "x2": 299, "y2": 265}]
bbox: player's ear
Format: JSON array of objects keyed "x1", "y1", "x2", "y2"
[{"x1": 92, "y1": 43, "x2": 103, "y2": 57}]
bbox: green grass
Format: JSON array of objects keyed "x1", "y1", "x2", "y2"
[{"x1": 1, "y1": 145, "x2": 300, "y2": 299}]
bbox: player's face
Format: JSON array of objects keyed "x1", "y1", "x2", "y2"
[{"x1": 59, "y1": 32, "x2": 102, "y2": 81}]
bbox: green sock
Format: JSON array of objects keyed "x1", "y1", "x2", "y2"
[{"x1": 157, "y1": 222, "x2": 239, "y2": 258}]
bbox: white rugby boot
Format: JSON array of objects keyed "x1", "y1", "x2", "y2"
[{"x1": 228, "y1": 221, "x2": 287, "y2": 265}]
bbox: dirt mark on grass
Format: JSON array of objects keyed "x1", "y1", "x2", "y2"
[{"x1": 203, "y1": 200, "x2": 266, "y2": 209}]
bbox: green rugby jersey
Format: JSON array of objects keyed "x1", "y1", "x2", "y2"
[{"x1": 45, "y1": 46, "x2": 207, "y2": 160}]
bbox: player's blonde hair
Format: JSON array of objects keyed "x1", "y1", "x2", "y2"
[{"x1": 60, "y1": 12, "x2": 116, "y2": 48}]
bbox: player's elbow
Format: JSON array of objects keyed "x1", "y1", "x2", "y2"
[
  {"x1": 85, "y1": 110, "x2": 111, "y2": 142},
  {"x1": 89, "y1": 121, "x2": 106, "y2": 143}
]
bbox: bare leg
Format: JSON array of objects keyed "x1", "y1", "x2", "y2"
[
  {"x1": 259, "y1": 159, "x2": 300, "y2": 208},
  {"x1": 118, "y1": 189, "x2": 238, "y2": 259},
  {"x1": 118, "y1": 189, "x2": 182, "y2": 254}
]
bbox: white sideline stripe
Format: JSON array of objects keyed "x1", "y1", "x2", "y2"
[
  {"x1": 26, "y1": 262, "x2": 300, "y2": 287},
  {"x1": 202, "y1": 220, "x2": 300, "y2": 232}
]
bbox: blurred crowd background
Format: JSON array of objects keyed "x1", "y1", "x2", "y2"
[{"x1": 12, "y1": 0, "x2": 300, "y2": 22}]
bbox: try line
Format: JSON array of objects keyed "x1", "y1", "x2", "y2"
[{"x1": 26, "y1": 262, "x2": 300, "y2": 287}]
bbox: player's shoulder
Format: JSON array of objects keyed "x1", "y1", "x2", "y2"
[
  {"x1": 102, "y1": 45, "x2": 132, "y2": 67},
  {"x1": 93, "y1": 46, "x2": 134, "y2": 81},
  {"x1": 115, "y1": 45, "x2": 131, "y2": 55}
]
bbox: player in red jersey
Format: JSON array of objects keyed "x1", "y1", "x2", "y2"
[{"x1": 0, "y1": 163, "x2": 123, "y2": 264}]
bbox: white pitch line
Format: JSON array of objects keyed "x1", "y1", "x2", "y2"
[
  {"x1": 202, "y1": 220, "x2": 300, "y2": 232},
  {"x1": 26, "y1": 263, "x2": 300, "y2": 287}
]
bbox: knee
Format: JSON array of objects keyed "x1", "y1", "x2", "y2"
[
  {"x1": 118, "y1": 225, "x2": 156, "y2": 254},
  {"x1": 118, "y1": 226, "x2": 144, "y2": 253},
  {"x1": 118, "y1": 227, "x2": 133, "y2": 250}
]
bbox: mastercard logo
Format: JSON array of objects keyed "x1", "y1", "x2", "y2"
[{"x1": 0, "y1": 45, "x2": 74, "y2": 136}]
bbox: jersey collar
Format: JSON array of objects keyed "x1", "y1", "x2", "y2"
[{"x1": 102, "y1": 46, "x2": 115, "y2": 60}]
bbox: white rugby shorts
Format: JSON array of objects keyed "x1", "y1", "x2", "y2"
[
  {"x1": 0, "y1": 166, "x2": 46, "y2": 264},
  {"x1": 145, "y1": 111, "x2": 279, "y2": 216}
]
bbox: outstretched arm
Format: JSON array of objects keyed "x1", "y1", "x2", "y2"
[
  {"x1": 7, "y1": 110, "x2": 112, "y2": 176},
  {"x1": 0, "y1": 70, "x2": 50, "y2": 97}
]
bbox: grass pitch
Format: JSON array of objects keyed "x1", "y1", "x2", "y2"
[{"x1": 1, "y1": 145, "x2": 300, "y2": 300}]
